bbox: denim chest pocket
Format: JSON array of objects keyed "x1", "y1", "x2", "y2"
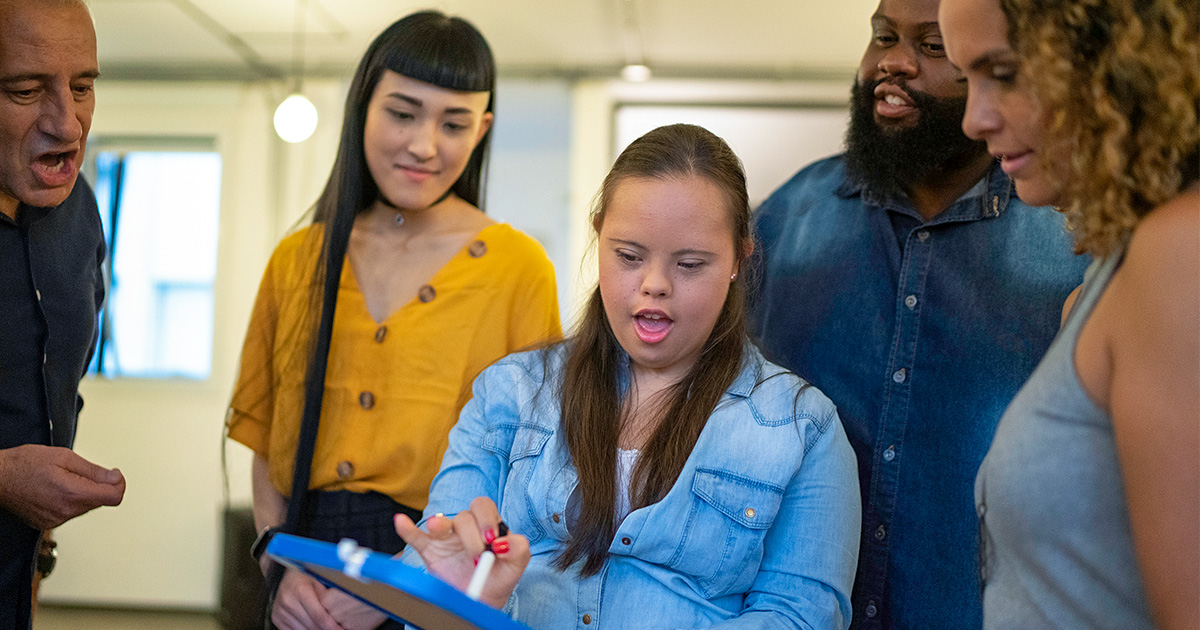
[
  {"x1": 648, "y1": 468, "x2": 785, "y2": 598},
  {"x1": 483, "y1": 424, "x2": 554, "y2": 546}
]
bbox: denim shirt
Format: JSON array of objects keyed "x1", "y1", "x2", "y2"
[
  {"x1": 404, "y1": 343, "x2": 861, "y2": 630},
  {"x1": 750, "y1": 156, "x2": 1088, "y2": 630}
]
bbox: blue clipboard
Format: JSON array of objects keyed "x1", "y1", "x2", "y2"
[{"x1": 266, "y1": 534, "x2": 531, "y2": 630}]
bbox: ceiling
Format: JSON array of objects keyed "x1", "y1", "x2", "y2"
[{"x1": 89, "y1": 0, "x2": 878, "y2": 82}]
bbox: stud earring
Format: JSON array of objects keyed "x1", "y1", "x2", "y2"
[{"x1": 730, "y1": 273, "x2": 738, "y2": 281}]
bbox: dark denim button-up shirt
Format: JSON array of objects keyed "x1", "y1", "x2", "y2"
[{"x1": 750, "y1": 156, "x2": 1088, "y2": 630}]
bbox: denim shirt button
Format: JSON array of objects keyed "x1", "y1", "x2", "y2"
[
  {"x1": 551, "y1": 513, "x2": 561, "y2": 523},
  {"x1": 621, "y1": 537, "x2": 631, "y2": 545},
  {"x1": 874, "y1": 525, "x2": 887, "y2": 541},
  {"x1": 865, "y1": 601, "x2": 878, "y2": 618},
  {"x1": 744, "y1": 507, "x2": 756, "y2": 519},
  {"x1": 582, "y1": 614, "x2": 592, "y2": 625},
  {"x1": 892, "y1": 368, "x2": 906, "y2": 383},
  {"x1": 917, "y1": 229, "x2": 930, "y2": 242},
  {"x1": 883, "y1": 445, "x2": 896, "y2": 462},
  {"x1": 905, "y1": 294, "x2": 918, "y2": 309}
]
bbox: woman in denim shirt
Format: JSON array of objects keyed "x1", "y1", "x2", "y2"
[{"x1": 397, "y1": 124, "x2": 861, "y2": 629}]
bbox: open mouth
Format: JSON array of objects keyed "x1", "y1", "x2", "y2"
[
  {"x1": 876, "y1": 93, "x2": 916, "y2": 118},
  {"x1": 633, "y1": 312, "x2": 673, "y2": 344},
  {"x1": 32, "y1": 151, "x2": 77, "y2": 187}
]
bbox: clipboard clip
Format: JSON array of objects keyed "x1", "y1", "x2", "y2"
[{"x1": 336, "y1": 538, "x2": 373, "y2": 582}]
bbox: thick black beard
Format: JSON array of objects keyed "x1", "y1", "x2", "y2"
[{"x1": 843, "y1": 78, "x2": 987, "y2": 203}]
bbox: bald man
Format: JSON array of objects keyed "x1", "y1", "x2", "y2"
[{"x1": 0, "y1": 1, "x2": 125, "y2": 626}]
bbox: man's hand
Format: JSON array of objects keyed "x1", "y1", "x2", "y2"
[{"x1": 0, "y1": 444, "x2": 125, "y2": 529}]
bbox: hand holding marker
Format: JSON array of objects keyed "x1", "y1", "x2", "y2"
[{"x1": 465, "y1": 521, "x2": 509, "y2": 600}]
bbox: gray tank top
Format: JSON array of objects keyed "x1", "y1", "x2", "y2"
[{"x1": 975, "y1": 247, "x2": 1154, "y2": 630}]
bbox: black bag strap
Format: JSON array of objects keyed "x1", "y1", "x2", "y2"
[{"x1": 263, "y1": 208, "x2": 355, "y2": 629}]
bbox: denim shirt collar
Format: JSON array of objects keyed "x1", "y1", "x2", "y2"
[{"x1": 835, "y1": 162, "x2": 1016, "y2": 226}]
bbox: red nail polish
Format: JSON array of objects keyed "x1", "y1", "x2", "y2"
[
  {"x1": 493, "y1": 541, "x2": 510, "y2": 554},
  {"x1": 484, "y1": 528, "x2": 496, "y2": 545}
]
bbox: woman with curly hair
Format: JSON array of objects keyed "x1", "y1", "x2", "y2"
[{"x1": 940, "y1": 0, "x2": 1198, "y2": 628}]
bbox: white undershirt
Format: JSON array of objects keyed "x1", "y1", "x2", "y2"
[{"x1": 614, "y1": 448, "x2": 640, "y2": 522}]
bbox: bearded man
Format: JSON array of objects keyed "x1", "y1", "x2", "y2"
[{"x1": 749, "y1": 0, "x2": 1088, "y2": 628}]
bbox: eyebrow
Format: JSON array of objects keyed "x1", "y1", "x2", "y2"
[
  {"x1": 963, "y1": 49, "x2": 1016, "y2": 72},
  {"x1": 384, "y1": 92, "x2": 476, "y2": 115},
  {"x1": 870, "y1": 15, "x2": 941, "y2": 31},
  {"x1": 0, "y1": 69, "x2": 100, "y2": 83},
  {"x1": 608, "y1": 237, "x2": 717, "y2": 257}
]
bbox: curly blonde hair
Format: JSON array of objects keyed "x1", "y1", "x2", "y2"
[{"x1": 1000, "y1": 0, "x2": 1199, "y2": 256}]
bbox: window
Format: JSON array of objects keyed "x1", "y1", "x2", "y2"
[{"x1": 87, "y1": 140, "x2": 222, "y2": 379}]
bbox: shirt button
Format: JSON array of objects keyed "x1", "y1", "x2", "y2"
[
  {"x1": 582, "y1": 614, "x2": 592, "y2": 625},
  {"x1": 35, "y1": 289, "x2": 41, "y2": 301},
  {"x1": 359, "y1": 391, "x2": 375, "y2": 410},
  {"x1": 621, "y1": 537, "x2": 631, "y2": 545},
  {"x1": 883, "y1": 445, "x2": 896, "y2": 462},
  {"x1": 978, "y1": 502, "x2": 987, "y2": 517},
  {"x1": 374, "y1": 325, "x2": 387, "y2": 343},
  {"x1": 336, "y1": 460, "x2": 354, "y2": 479},
  {"x1": 468, "y1": 240, "x2": 488, "y2": 257},
  {"x1": 865, "y1": 601, "x2": 878, "y2": 618},
  {"x1": 917, "y1": 229, "x2": 930, "y2": 242},
  {"x1": 551, "y1": 513, "x2": 561, "y2": 523},
  {"x1": 905, "y1": 294, "x2": 918, "y2": 309},
  {"x1": 418, "y1": 285, "x2": 436, "y2": 303},
  {"x1": 892, "y1": 368, "x2": 906, "y2": 383},
  {"x1": 744, "y1": 507, "x2": 756, "y2": 519},
  {"x1": 875, "y1": 525, "x2": 887, "y2": 541}
]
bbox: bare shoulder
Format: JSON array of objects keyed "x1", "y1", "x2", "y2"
[
  {"x1": 1125, "y1": 189, "x2": 1199, "y2": 275},
  {"x1": 1118, "y1": 189, "x2": 1199, "y2": 307}
]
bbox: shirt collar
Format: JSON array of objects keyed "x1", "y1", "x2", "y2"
[
  {"x1": 837, "y1": 160, "x2": 1020, "y2": 224},
  {"x1": 725, "y1": 344, "x2": 765, "y2": 399},
  {"x1": 0, "y1": 203, "x2": 51, "y2": 228}
]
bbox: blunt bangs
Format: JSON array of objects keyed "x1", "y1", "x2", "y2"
[{"x1": 380, "y1": 12, "x2": 494, "y2": 97}]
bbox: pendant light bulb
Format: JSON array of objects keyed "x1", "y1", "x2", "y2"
[
  {"x1": 274, "y1": 93, "x2": 318, "y2": 143},
  {"x1": 621, "y1": 63, "x2": 652, "y2": 82}
]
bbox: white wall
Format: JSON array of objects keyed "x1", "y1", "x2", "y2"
[{"x1": 40, "y1": 75, "x2": 846, "y2": 609}]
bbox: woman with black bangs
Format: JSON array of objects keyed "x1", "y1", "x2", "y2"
[{"x1": 224, "y1": 11, "x2": 561, "y2": 630}]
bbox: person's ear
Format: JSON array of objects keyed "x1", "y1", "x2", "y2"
[{"x1": 475, "y1": 112, "x2": 494, "y2": 145}]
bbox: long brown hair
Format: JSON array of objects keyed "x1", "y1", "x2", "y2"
[{"x1": 555, "y1": 123, "x2": 753, "y2": 575}]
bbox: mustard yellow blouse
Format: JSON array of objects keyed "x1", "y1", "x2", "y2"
[{"x1": 226, "y1": 223, "x2": 561, "y2": 510}]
